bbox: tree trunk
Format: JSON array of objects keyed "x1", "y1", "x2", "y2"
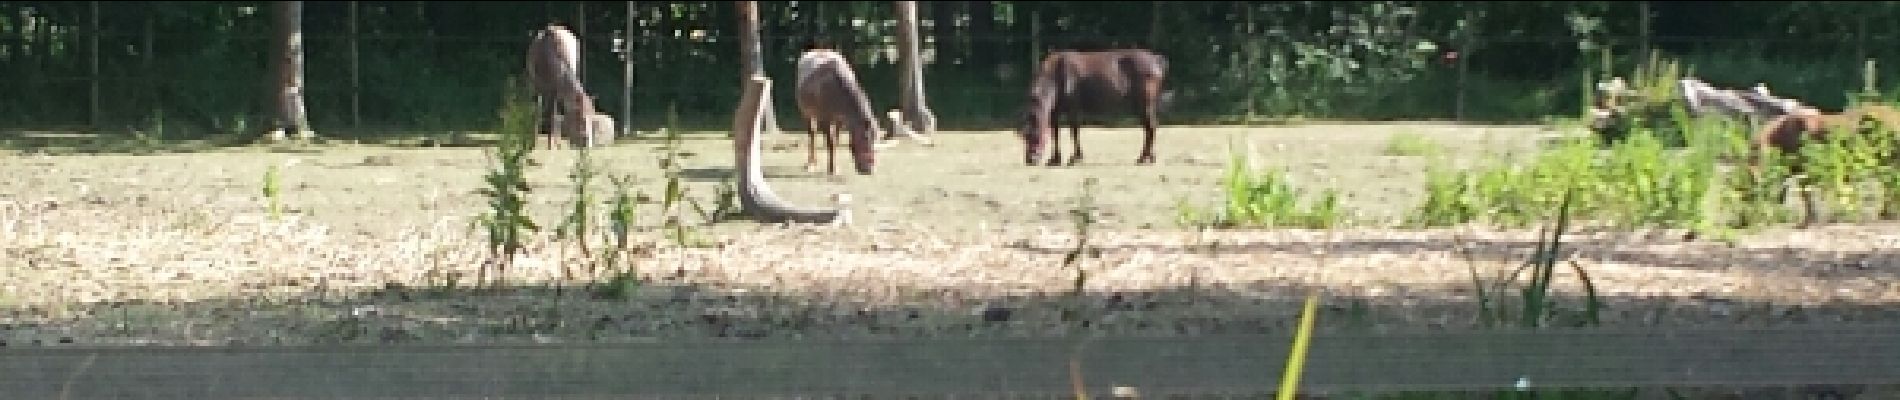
[
  {"x1": 734, "y1": 1, "x2": 781, "y2": 135},
  {"x1": 734, "y1": 74, "x2": 848, "y2": 224},
  {"x1": 737, "y1": 1, "x2": 761, "y2": 77},
  {"x1": 894, "y1": 1, "x2": 936, "y2": 136},
  {"x1": 270, "y1": 1, "x2": 313, "y2": 141},
  {"x1": 733, "y1": 7, "x2": 846, "y2": 224}
]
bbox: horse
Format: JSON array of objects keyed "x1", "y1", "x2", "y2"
[
  {"x1": 1748, "y1": 103, "x2": 1900, "y2": 225},
  {"x1": 794, "y1": 49, "x2": 883, "y2": 175},
  {"x1": 1015, "y1": 49, "x2": 1173, "y2": 167},
  {"x1": 525, "y1": 23, "x2": 605, "y2": 149}
]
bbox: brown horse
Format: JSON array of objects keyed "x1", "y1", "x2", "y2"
[
  {"x1": 1016, "y1": 49, "x2": 1172, "y2": 167},
  {"x1": 794, "y1": 49, "x2": 882, "y2": 175},
  {"x1": 1748, "y1": 103, "x2": 1900, "y2": 225}
]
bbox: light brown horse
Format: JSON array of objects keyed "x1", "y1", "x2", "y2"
[
  {"x1": 525, "y1": 24, "x2": 603, "y2": 149},
  {"x1": 1748, "y1": 103, "x2": 1900, "y2": 225},
  {"x1": 794, "y1": 49, "x2": 883, "y2": 175}
]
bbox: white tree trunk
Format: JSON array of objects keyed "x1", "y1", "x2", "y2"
[
  {"x1": 894, "y1": 1, "x2": 936, "y2": 137},
  {"x1": 734, "y1": 1, "x2": 784, "y2": 136},
  {"x1": 271, "y1": 1, "x2": 314, "y2": 141}
]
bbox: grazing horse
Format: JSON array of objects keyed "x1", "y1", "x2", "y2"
[
  {"x1": 1749, "y1": 103, "x2": 1900, "y2": 225},
  {"x1": 525, "y1": 24, "x2": 602, "y2": 149},
  {"x1": 1016, "y1": 49, "x2": 1172, "y2": 167},
  {"x1": 795, "y1": 49, "x2": 882, "y2": 175}
]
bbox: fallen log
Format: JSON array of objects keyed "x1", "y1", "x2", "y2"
[{"x1": 733, "y1": 74, "x2": 851, "y2": 225}]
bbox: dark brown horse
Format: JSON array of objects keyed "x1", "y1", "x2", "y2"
[
  {"x1": 795, "y1": 49, "x2": 882, "y2": 175},
  {"x1": 1016, "y1": 49, "x2": 1172, "y2": 167}
]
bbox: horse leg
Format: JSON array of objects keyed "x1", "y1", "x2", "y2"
[
  {"x1": 1136, "y1": 80, "x2": 1162, "y2": 165},
  {"x1": 1066, "y1": 106, "x2": 1084, "y2": 166},
  {"x1": 824, "y1": 123, "x2": 840, "y2": 175},
  {"x1": 1800, "y1": 176, "x2": 1821, "y2": 228},
  {"x1": 531, "y1": 94, "x2": 551, "y2": 151},
  {"x1": 805, "y1": 119, "x2": 821, "y2": 173},
  {"x1": 1045, "y1": 108, "x2": 1065, "y2": 167}
]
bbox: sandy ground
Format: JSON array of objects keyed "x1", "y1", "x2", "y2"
[{"x1": 3, "y1": 123, "x2": 1898, "y2": 352}]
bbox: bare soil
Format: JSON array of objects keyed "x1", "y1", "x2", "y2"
[{"x1": 3, "y1": 123, "x2": 1899, "y2": 350}]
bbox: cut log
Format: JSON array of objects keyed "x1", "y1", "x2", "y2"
[{"x1": 734, "y1": 75, "x2": 851, "y2": 225}]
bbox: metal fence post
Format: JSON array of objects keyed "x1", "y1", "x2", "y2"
[
  {"x1": 89, "y1": 0, "x2": 100, "y2": 130},
  {"x1": 622, "y1": 1, "x2": 636, "y2": 138}
]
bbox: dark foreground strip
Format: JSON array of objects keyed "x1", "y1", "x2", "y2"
[{"x1": 3, "y1": 324, "x2": 1898, "y2": 399}]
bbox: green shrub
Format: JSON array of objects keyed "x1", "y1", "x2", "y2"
[{"x1": 1182, "y1": 145, "x2": 1342, "y2": 230}]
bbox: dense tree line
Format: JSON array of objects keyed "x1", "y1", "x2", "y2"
[{"x1": 0, "y1": 1, "x2": 1894, "y2": 136}]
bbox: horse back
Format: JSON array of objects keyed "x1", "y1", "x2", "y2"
[
  {"x1": 1035, "y1": 50, "x2": 1166, "y2": 114},
  {"x1": 795, "y1": 50, "x2": 877, "y2": 126},
  {"x1": 526, "y1": 25, "x2": 582, "y2": 92}
]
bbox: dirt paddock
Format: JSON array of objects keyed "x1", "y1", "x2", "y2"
[{"x1": 3, "y1": 123, "x2": 1899, "y2": 348}]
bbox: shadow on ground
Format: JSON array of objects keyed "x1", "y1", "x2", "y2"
[{"x1": 1010, "y1": 228, "x2": 1900, "y2": 283}]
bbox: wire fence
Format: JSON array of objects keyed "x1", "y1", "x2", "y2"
[
  {"x1": 4, "y1": 323, "x2": 1897, "y2": 398},
  {"x1": 7, "y1": 23, "x2": 1900, "y2": 137}
]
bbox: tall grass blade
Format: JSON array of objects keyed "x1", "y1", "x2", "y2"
[{"x1": 1275, "y1": 294, "x2": 1320, "y2": 400}]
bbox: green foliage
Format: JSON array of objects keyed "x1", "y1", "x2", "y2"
[
  {"x1": 261, "y1": 164, "x2": 282, "y2": 221},
  {"x1": 472, "y1": 76, "x2": 541, "y2": 286},
  {"x1": 1463, "y1": 188, "x2": 1602, "y2": 330},
  {"x1": 588, "y1": 174, "x2": 650, "y2": 300},
  {"x1": 1586, "y1": 53, "x2": 1693, "y2": 147},
  {"x1": 1410, "y1": 120, "x2": 1732, "y2": 233},
  {"x1": 1409, "y1": 52, "x2": 1900, "y2": 235},
  {"x1": 1064, "y1": 177, "x2": 1101, "y2": 297},
  {"x1": 554, "y1": 144, "x2": 601, "y2": 287},
  {"x1": 1181, "y1": 145, "x2": 1343, "y2": 230},
  {"x1": 1382, "y1": 132, "x2": 1444, "y2": 157},
  {"x1": 653, "y1": 107, "x2": 724, "y2": 248},
  {"x1": 1782, "y1": 107, "x2": 1900, "y2": 223},
  {"x1": 14, "y1": 2, "x2": 1900, "y2": 133}
]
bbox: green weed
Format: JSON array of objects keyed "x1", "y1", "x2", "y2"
[
  {"x1": 590, "y1": 174, "x2": 649, "y2": 300},
  {"x1": 261, "y1": 164, "x2": 283, "y2": 221},
  {"x1": 472, "y1": 76, "x2": 541, "y2": 287},
  {"x1": 1382, "y1": 132, "x2": 1444, "y2": 157},
  {"x1": 1065, "y1": 177, "x2": 1101, "y2": 297},
  {"x1": 1181, "y1": 144, "x2": 1342, "y2": 229}
]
